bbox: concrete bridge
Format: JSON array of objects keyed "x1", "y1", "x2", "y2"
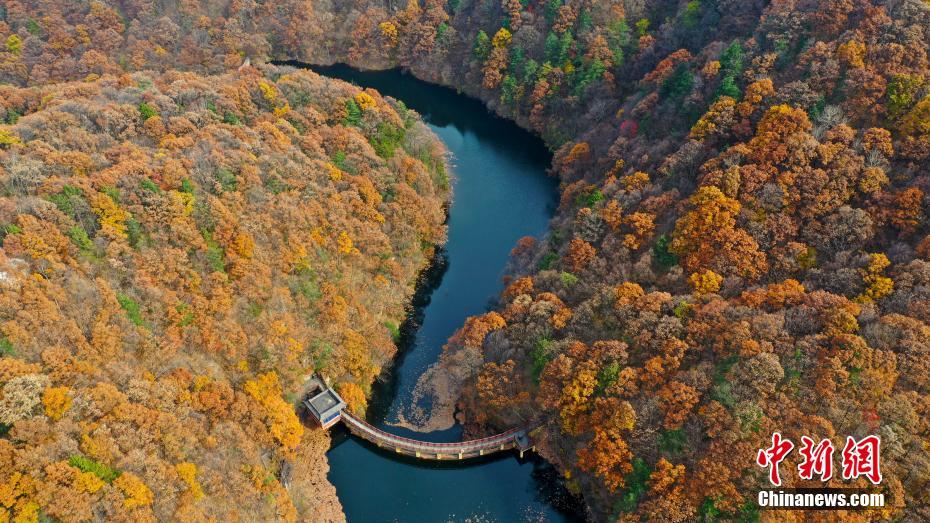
[
  {"x1": 340, "y1": 411, "x2": 534, "y2": 460},
  {"x1": 303, "y1": 376, "x2": 535, "y2": 460}
]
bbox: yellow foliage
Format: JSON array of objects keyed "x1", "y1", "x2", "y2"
[
  {"x1": 738, "y1": 78, "x2": 774, "y2": 117},
  {"x1": 857, "y1": 253, "x2": 893, "y2": 303},
  {"x1": 866, "y1": 253, "x2": 890, "y2": 278},
  {"x1": 115, "y1": 473, "x2": 154, "y2": 509},
  {"x1": 42, "y1": 386, "x2": 72, "y2": 420},
  {"x1": 310, "y1": 227, "x2": 326, "y2": 245},
  {"x1": 0, "y1": 472, "x2": 35, "y2": 519},
  {"x1": 80, "y1": 433, "x2": 106, "y2": 461},
  {"x1": 690, "y1": 96, "x2": 735, "y2": 139},
  {"x1": 859, "y1": 167, "x2": 888, "y2": 194},
  {"x1": 601, "y1": 199, "x2": 623, "y2": 231},
  {"x1": 74, "y1": 471, "x2": 105, "y2": 494},
  {"x1": 615, "y1": 282, "x2": 645, "y2": 308},
  {"x1": 837, "y1": 40, "x2": 866, "y2": 68},
  {"x1": 5, "y1": 35, "x2": 22, "y2": 55},
  {"x1": 899, "y1": 94, "x2": 930, "y2": 137},
  {"x1": 169, "y1": 190, "x2": 195, "y2": 215},
  {"x1": 175, "y1": 462, "x2": 204, "y2": 500},
  {"x1": 193, "y1": 375, "x2": 210, "y2": 391},
  {"x1": 355, "y1": 92, "x2": 376, "y2": 111},
  {"x1": 337, "y1": 231, "x2": 354, "y2": 254},
  {"x1": 231, "y1": 232, "x2": 254, "y2": 258},
  {"x1": 689, "y1": 269, "x2": 723, "y2": 296},
  {"x1": 559, "y1": 360, "x2": 598, "y2": 436},
  {"x1": 90, "y1": 192, "x2": 131, "y2": 241},
  {"x1": 701, "y1": 60, "x2": 720, "y2": 78},
  {"x1": 244, "y1": 372, "x2": 304, "y2": 451},
  {"x1": 379, "y1": 21, "x2": 398, "y2": 47},
  {"x1": 12, "y1": 501, "x2": 39, "y2": 523},
  {"x1": 564, "y1": 142, "x2": 590, "y2": 164},
  {"x1": 273, "y1": 103, "x2": 291, "y2": 117},
  {"x1": 258, "y1": 81, "x2": 277, "y2": 103},
  {"x1": 551, "y1": 307, "x2": 572, "y2": 329},
  {"x1": 342, "y1": 330, "x2": 374, "y2": 382},
  {"x1": 492, "y1": 28, "x2": 512, "y2": 48},
  {"x1": 620, "y1": 171, "x2": 650, "y2": 191},
  {"x1": 0, "y1": 128, "x2": 21, "y2": 147},
  {"x1": 336, "y1": 382, "x2": 367, "y2": 415},
  {"x1": 326, "y1": 163, "x2": 343, "y2": 181}
]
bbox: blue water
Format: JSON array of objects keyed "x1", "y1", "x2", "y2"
[{"x1": 300, "y1": 64, "x2": 583, "y2": 522}]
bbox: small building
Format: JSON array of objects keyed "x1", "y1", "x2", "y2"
[{"x1": 303, "y1": 376, "x2": 346, "y2": 429}]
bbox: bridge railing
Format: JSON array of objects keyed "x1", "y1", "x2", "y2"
[{"x1": 341, "y1": 412, "x2": 523, "y2": 453}]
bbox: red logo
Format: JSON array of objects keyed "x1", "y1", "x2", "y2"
[
  {"x1": 797, "y1": 436, "x2": 834, "y2": 481},
  {"x1": 756, "y1": 432, "x2": 794, "y2": 486},
  {"x1": 757, "y1": 433, "x2": 881, "y2": 486},
  {"x1": 841, "y1": 435, "x2": 882, "y2": 485}
]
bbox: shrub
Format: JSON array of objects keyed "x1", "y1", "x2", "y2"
[
  {"x1": 176, "y1": 304, "x2": 195, "y2": 327},
  {"x1": 140, "y1": 179, "x2": 161, "y2": 193},
  {"x1": 344, "y1": 99, "x2": 362, "y2": 126},
  {"x1": 125, "y1": 218, "x2": 143, "y2": 248},
  {"x1": 67, "y1": 226, "x2": 93, "y2": 251},
  {"x1": 682, "y1": 0, "x2": 702, "y2": 27},
  {"x1": 116, "y1": 293, "x2": 144, "y2": 327},
  {"x1": 614, "y1": 458, "x2": 652, "y2": 514},
  {"x1": 68, "y1": 455, "x2": 120, "y2": 483},
  {"x1": 202, "y1": 230, "x2": 225, "y2": 273},
  {"x1": 538, "y1": 251, "x2": 558, "y2": 270},
  {"x1": 46, "y1": 185, "x2": 83, "y2": 216},
  {"x1": 660, "y1": 63, "x2": 694, "y2": 101},
  {"x1": 138, "y1": 102, "x2": 157, "y2": 121},
  {"x1": 473, "y1": 30, "x2": 492, "y2": 60},
  {"x1": 0, "y1": 223, "x2": 22, "y2": 243},
  {"x1": 560, "y1": 271, "x2": 579, "y2": 285},
  {"x1": 370, "y1": 122, "x2": 405, "y2": 158},
  {"x1": 659, "y1": 428, "x2": 686, "y2": 454},
  {"x1": 595, "y1": 361, "x2": 620, "y2": 395},
  {"x1": 0, "y1": 335, "x2": 14, "y2": 356},
  {"x1": 530, "y1": 338, "x2": 555, "y2": 383},
  {"x1": 214, "y1": 167, "x2": 237, "y2": 192},
  {"x1": 653, "y1": 234, "x2": 678, "y2": 270},
  {"x1": 384, "y1": 321, "x2": 400, "y2": 341}
]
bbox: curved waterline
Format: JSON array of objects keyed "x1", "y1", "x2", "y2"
[{"x1": 282, "y1": 62, "x2": 584, "y2": 522}]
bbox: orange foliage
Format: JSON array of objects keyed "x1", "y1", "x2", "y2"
[
  {"x1": 336, "y1": 382, "x2": 367, "y2": 415},
  {"x1": 244, "y1": 372, "x2": 304, "y2": 451},
  {"x1": 656, "y1": 381, "x2": 699, "y2": 429},
  {"x1": 42, "y1": 386, "x2": 71, "y2": 420},
  {"x1": 670, "y1": 186, "x2": 767, "y2": 279},
  {"x1": 564, "y1": 238, "x2": 596, "y2": 272}
]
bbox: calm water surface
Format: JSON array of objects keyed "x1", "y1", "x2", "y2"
[{"x1": 292, "y1": 63, "x2": 582, "y2": 523}]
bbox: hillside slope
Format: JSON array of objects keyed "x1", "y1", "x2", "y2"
[
  {"x1": 0, "y1": 64, "x2": 448, "y2": 521},
  {"x1": 3, "y1": 0, "x2": 930, "y2": 521},
  {"x1": 298, "y1": 0, "x2": 930, "y2": 520}
]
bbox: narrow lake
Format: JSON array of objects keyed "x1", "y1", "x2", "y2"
[{"x1": 290, "y1": 63, "x2": 582, "y2": 522}]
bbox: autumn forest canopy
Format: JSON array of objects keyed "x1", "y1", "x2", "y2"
[{"x1": 1, "y1": 0, "x2": 930, "y2": 521}]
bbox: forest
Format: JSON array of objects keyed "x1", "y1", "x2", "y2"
[
  {"x1": 0, "y1": 11, "x2": 449, "y2": 519},
  {"x1": 2, "y1": 0, "x2": 930, "y2": 521}
]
